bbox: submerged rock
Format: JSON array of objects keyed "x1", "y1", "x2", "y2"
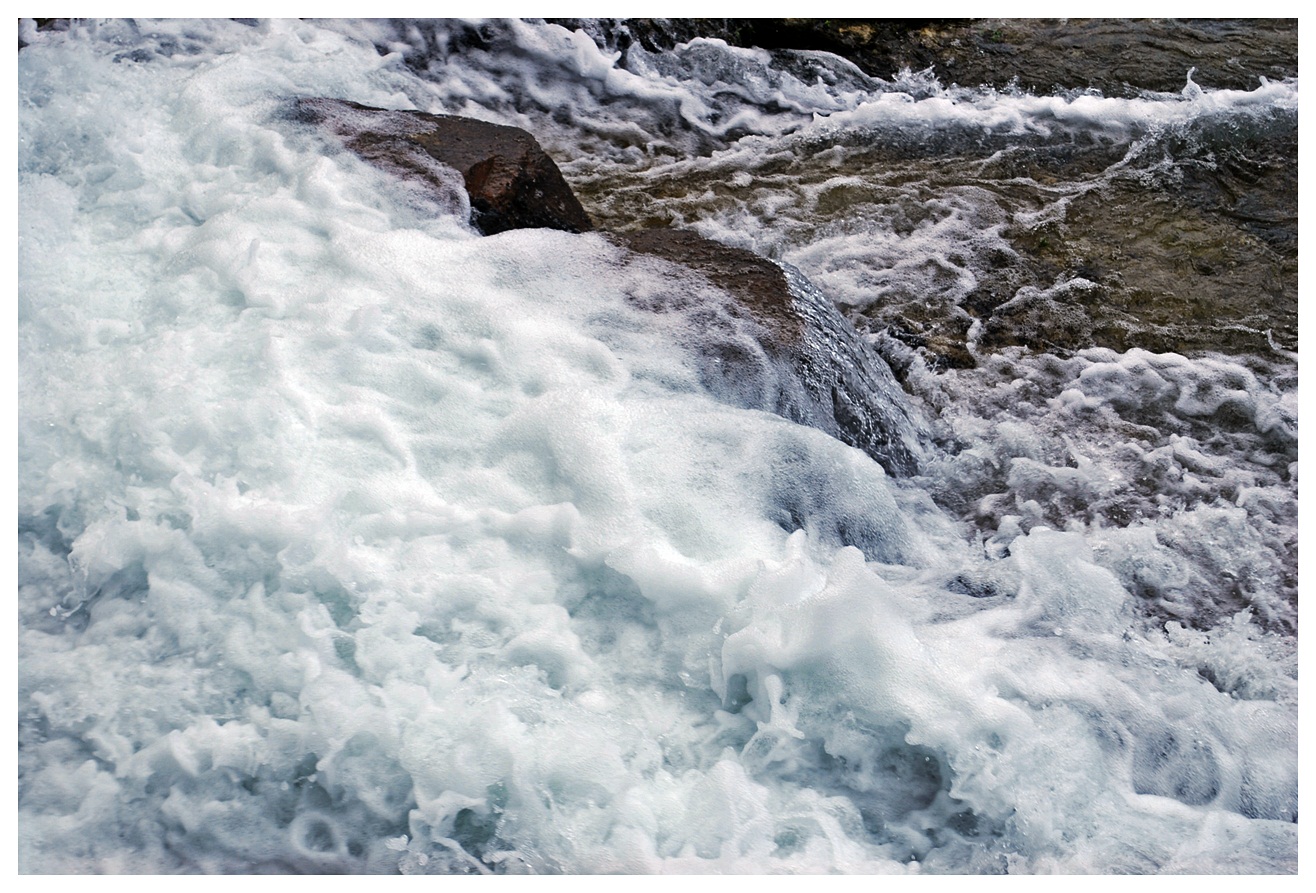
[
  {"x1": 298, "y1": 98, "x2": 928, "y2": 475},
  {"x1": 294, "y1": 97, "x2": 593, "y2": 236},
  {"x1": 611, "y1": 228, "x2": 803, "y2": 345},
  {"x1": 613, "y1": 228, "x2": 930, "y2": 476}
]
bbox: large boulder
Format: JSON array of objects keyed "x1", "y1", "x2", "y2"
[
  {"x1": 293, "y1": 97, "x2": 593, "y2": 236},
  {"x1": 295, "y1": 99, "x2": 928, "y2": 475}
]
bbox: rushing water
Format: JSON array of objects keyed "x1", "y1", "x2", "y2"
[{"x1": 17, "y1": 19, "x2": 1298, "y2": 874}]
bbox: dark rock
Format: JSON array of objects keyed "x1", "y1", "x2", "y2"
[
  {"x1": 611, "y1": 229, "x2": 802, "y2": 346},
  {"x1": 294, "y1": 97, "x2": 592, "y2": 236},
  {"x1": 612, "y1": 228, "x2": 930, "y2": 476},
  {"x1": 294, "y1": 98, "x2": 926, "y2": 475},
  {"x1": 19, "y1": 18, "x2": 72, "y2": 50}
]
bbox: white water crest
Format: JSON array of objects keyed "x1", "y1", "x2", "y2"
[{"x1": 18, "y1": 19, "x2": 1297, "y2": 873}]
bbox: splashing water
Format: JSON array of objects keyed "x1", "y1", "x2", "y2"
[{"x1": 18, "y1": 19, "x2": 1297, "y2": 874}]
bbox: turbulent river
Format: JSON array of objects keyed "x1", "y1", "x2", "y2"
[{"x1": 17, "y1": 19, "x2": 1298, "y2": 873}]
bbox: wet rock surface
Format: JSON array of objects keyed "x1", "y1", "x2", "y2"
[
  {"x1": 904, "y1": 19, "x2": 1297, "y2": 95},
  {"x1": 299, "y1": 98, "x2": 929, "y2": 476},
  {"x1": 294, "y1": 97, "x2": 593, "y2": 236},
  {"x1": 611, "y1": 229, "x2": 931, "y2": 477},
  {"x1": 610, "y1": 228, "x2": 802, "y2": 346}
]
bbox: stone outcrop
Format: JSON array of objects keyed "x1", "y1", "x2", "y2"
[
  {"x1": 297, "y1": 98, "x2": 928, "y2": 476},
  {"x1": 294, "y1": 97, "x2": 592, "y2": 236}
]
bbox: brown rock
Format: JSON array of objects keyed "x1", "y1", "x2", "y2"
[
  {"x1": 292, "y1": 99, "x2": 927, "y2": 476},
  {"x1": 610, "y1": 228, "x2": 930, "y2": 476},
  {"x1": 610, "y1": 228, "x2": 803, "y2": 346},
  {"x1": 294, "y1": 97, "x2": 592, "y2": 236}
]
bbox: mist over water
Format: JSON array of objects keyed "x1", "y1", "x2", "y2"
[{"x1": 18, "y1": 19, "x2": 1298, "y2": 873}]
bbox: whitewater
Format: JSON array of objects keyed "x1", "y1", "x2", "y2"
[{"x1": 16, "y1": 19, "x2": 1298, "y2": 873}]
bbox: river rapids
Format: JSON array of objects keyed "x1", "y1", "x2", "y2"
[{"x1": 16, "y1": 18, "x2": 1299, "y2": 874}]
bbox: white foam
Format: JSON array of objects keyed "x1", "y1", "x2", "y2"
[{"x1": 17, "y1": 18, "x2": 1297, "y2": 874}]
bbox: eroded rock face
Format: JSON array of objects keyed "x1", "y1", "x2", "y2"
[{"x1": 294, "y1": 97, "x2": 592, "y2": 236}]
